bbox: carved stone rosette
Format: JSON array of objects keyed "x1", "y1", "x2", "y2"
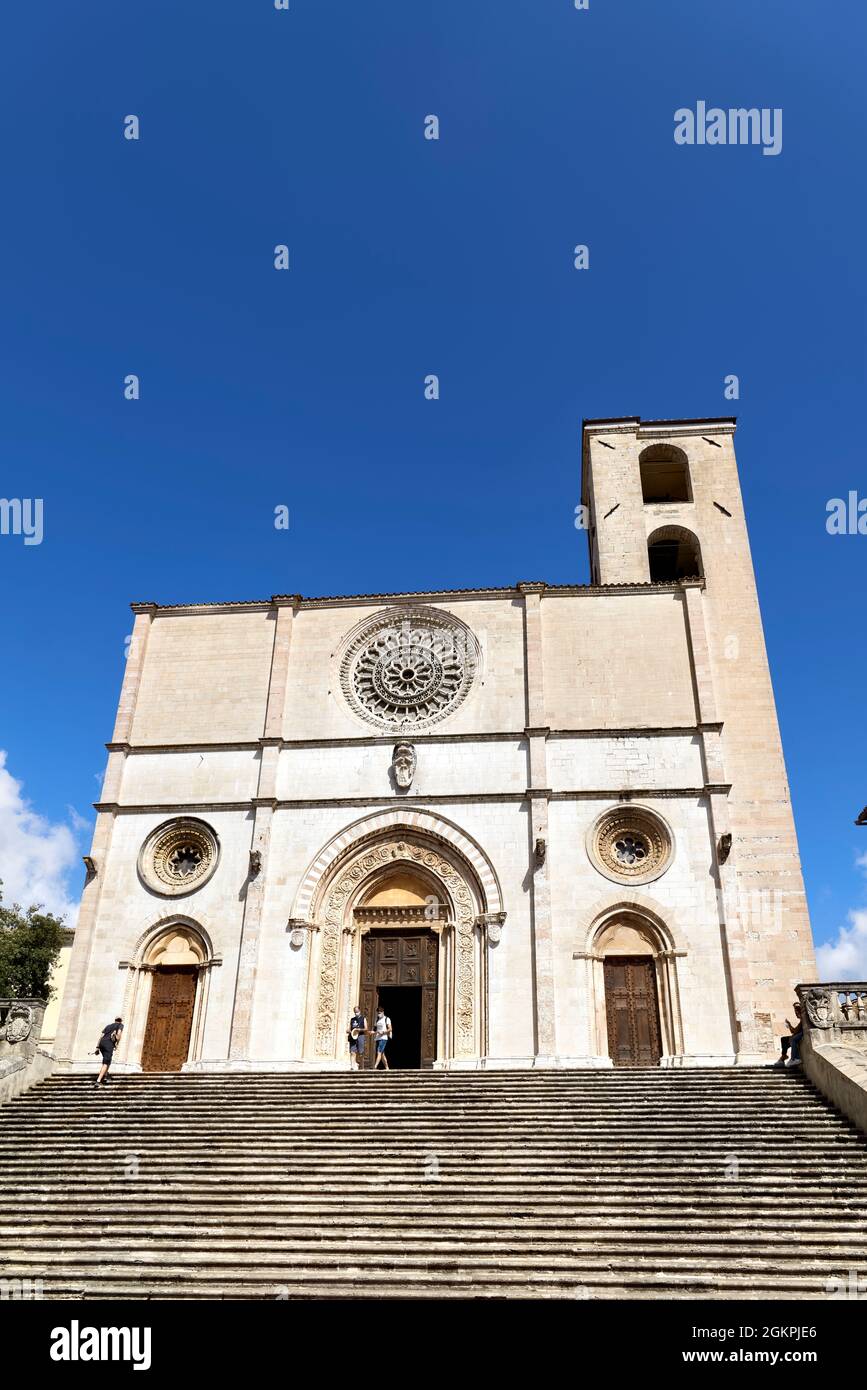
[
  {"x1": 137, "y1": 817, "x2": 220, "y2": 897},
  {"x1": 587, "y1": 805, "x2": 673, "y2": 887},
  {"x1": 338, "y1": 608, "x2": 479, "y2": 732},
  {"x1": 312, "y1": 836, "x2": 478, "y2": 1058}
]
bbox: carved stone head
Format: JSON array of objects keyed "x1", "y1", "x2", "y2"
[{"x1": 392, "y1": 742, "x2": 416, "y2": 791}]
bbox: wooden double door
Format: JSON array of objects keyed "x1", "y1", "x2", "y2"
[
  {"x1": 604, "y1": 956, "x2": 662, "y2": 1067},
  {"x1": 359, "y1": 930, "x2": 437, "y2": 1069},
  {"x1": 141, "y1": 966, "x2": 197, "y2": 1072}
]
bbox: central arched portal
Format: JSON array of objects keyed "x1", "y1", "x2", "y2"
[{"x1": 302, "y1": 825, "x2": 496, "y2": 1067}]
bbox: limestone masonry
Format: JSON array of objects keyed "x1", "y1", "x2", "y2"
[{"x1": 55, "y1": 417, "x2": 815, "y2": 1072}]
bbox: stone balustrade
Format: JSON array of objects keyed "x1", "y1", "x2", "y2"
[
  {"x1": 0, "y1": 998, "x2": 55, "y2": 1103},
  {"x1": 796, "y1": 982, "x2": 867, "y2": 1137},
  {"x1": 796, "y1": 982, "x2": 867, "y2": 1042}
]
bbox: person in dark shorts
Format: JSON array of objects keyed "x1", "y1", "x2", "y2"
[
  {"x1": 775, "y1": 1002, "x2": 803, "y2": 1067},
  {"x1": 348, "y1": 1005, "x2": 368, "y2": 1070},
  {"x1": 94, "y1": 1017, "x2": 123, "y2": 1087}
]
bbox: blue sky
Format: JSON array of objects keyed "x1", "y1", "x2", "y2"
[{"x1": 0, "y1": 1, "x2": 865, "y2": 967}]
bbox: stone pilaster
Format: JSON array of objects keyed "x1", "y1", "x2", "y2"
[
  {"x1": 228, "y1": 601, "x2": 296, "y2": 1058},
  {"x1": 519, "y1": 583, "x2": 557, "y2": 1060},
  {"x1": 263, "y1": 599, "x2": 299, "y2": 739},
  {"x1": 112, "y1": 604, "x2": 157, "y2": 743},
  {"x1": 51, "y1": 812, "x2": 116, "y2": 1062},
  {"x1": 682, "y1": 582, "x2": 757, "y2": 1061},
  {"x1": 54, "y1": 605, "x2": 157, "y2": 1063}
]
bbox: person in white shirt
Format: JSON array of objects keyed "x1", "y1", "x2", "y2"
[{"x1": 373, "y1": 1005, "x2": 392, "y2": 1070}]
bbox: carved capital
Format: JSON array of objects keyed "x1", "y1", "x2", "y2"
[
  {"x1": 286, "y1": 917, "x2": 317, "y2": 950},
  {"x1": 477, "y1": 910, "x2": 507, "y2": 945}
]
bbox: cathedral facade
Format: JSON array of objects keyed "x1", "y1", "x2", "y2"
[{"x1": 55, "y1": 417, "x2": 816, "y2": 1072}]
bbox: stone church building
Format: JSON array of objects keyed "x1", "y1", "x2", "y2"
[{"x1": 54, "y1": 417, "x2": 816, "y2": 1073}]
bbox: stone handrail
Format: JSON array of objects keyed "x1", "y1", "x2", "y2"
[
  {"x1": 796, "y1": 982, "x2": 867, "y2": 1037},
  {"x1": 795, "y1": 982, "x2": 867, "y2": 1136}
]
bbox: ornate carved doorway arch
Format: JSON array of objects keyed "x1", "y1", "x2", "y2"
[{"x1": 302, "y1": 829, "x2": 497, "y2": 1066}]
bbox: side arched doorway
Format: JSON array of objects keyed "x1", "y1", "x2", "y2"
[
  {"x1": 582, "y1": 910, "x2": 685, "y2": 1067},
  {"x1": 122, "y1": 924, "x2": 217, "y2": 1072}
]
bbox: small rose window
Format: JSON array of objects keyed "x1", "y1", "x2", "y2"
[
  {"x1": 138, "y1": 818, "x2": 220, "y2": 897},
  {"x1": 588, "y1": 807, "x2": 673, "y2": 886}
]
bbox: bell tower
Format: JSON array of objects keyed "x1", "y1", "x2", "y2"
[{"x1": 581, "y1": 416, "x2": 815, "y2": 1060}]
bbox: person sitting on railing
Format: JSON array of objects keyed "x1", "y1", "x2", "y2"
[{"x1": 774, "y1": 1002, "x2": 803, "y2": 1068}]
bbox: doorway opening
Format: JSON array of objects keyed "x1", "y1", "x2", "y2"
[
  {"x1": 377, "y1": 986, "x2": 422, "y2": 1069},
  {"x1": 359, "y1": 928, "x2": 437, "y2": 1069}
]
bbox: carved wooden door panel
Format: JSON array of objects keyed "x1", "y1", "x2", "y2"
[
  {"x1": 141, "y1": 967, "x2": 197, "y2": 1072},
  {"x1": 420, "y1": 933, "x2": 437, "y2": 1069},
  {"x1": 359, "y1": 937, "x2": 378, "y2": 1071},
  {"x1": 604, "y1": 957, "x2": 661, "y2": 1067}
]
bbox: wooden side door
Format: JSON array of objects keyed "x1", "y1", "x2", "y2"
[
  {"x1": 604, "y1": 956, "x2": 662, "y2": 1067},
  {"x1": 141, "y1": 966, "x2": 197, "y2": 1072}
]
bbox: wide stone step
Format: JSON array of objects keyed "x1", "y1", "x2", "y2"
[
  {"x1": 6, "y1": 1241, "x2": 864, "y2": 1275},
  {"x1": 2, "y1": 1252, "x2": 859, "y2": 1298},
  {"x1": 3, "y1": 1156, "x2": 861, "y2": 1178},
  {"x1": 5, "y1": 1215, "x2": 863, "y2": 1240},
  {"x1": 4, "y1": 1229, "x2": 864, "y2": 1260},
  {"x1": 23, "y1": 1276, "x2": 836, "y2": 1301},
  {"x1": 7, "y1": 1068, "x2": 862, "y2": 1301}
]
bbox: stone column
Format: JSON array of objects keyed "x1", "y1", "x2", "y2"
[
  {"x1": 228, "y1": 600, "x2": 297, "y2": 1059},
  {"x1": 519, "y1": 583, "x2": 557, "y2": 1060},
  {"x1": 53, "y1": 605, "x2": 157, "y2": 1063}
]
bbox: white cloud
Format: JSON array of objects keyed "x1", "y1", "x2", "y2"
[
  {"x1": 815, "y1": 850, "x2": 867, "y2": 981},
  {"x1": 66, "y1": 804, "x2": 92, "y2": 836},
  {"x1": 0, "y1": 751, "x2": 82, "y2": 925},
  {"x1": 816, "y1": 909, "x2": 867, "y2": 981}
]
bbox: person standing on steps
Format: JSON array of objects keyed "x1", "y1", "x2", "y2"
[
  {"x1": 348, "y1": 1004, "x2": 368, "y2": 1070},
  {"x1": 775, "y1": 1002, "x2": 803, "y2": 1068},
  {"x1": 94, "y1": 1017, "x2": 123, "y2": 1088},
  {"x1": 373, "y1": 1005, "x2": 392, "y2": 1070}
]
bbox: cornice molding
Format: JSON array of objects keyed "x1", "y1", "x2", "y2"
[
  {"x1": 106, "y1": 723, "x2": 720, "y2": 756},
  {"x1": 128, "y1": 578, "x2": 704, "y2": 616},
  {"x1": 95, "y1": 785, "x2": 731, "y2": 816}
]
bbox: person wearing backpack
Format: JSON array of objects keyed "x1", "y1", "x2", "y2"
[{"x1": 94, "y1": 1017, "x2": 124, "y2": 1088}]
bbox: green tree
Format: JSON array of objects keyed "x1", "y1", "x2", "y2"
[{"x1": 0, "y1": 887, "x2": 67, "y2": 1000}]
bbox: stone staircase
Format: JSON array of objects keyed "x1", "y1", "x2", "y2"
[{"x1": 2, "y1": 1068, "x2": 866, "y2": 1300}]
